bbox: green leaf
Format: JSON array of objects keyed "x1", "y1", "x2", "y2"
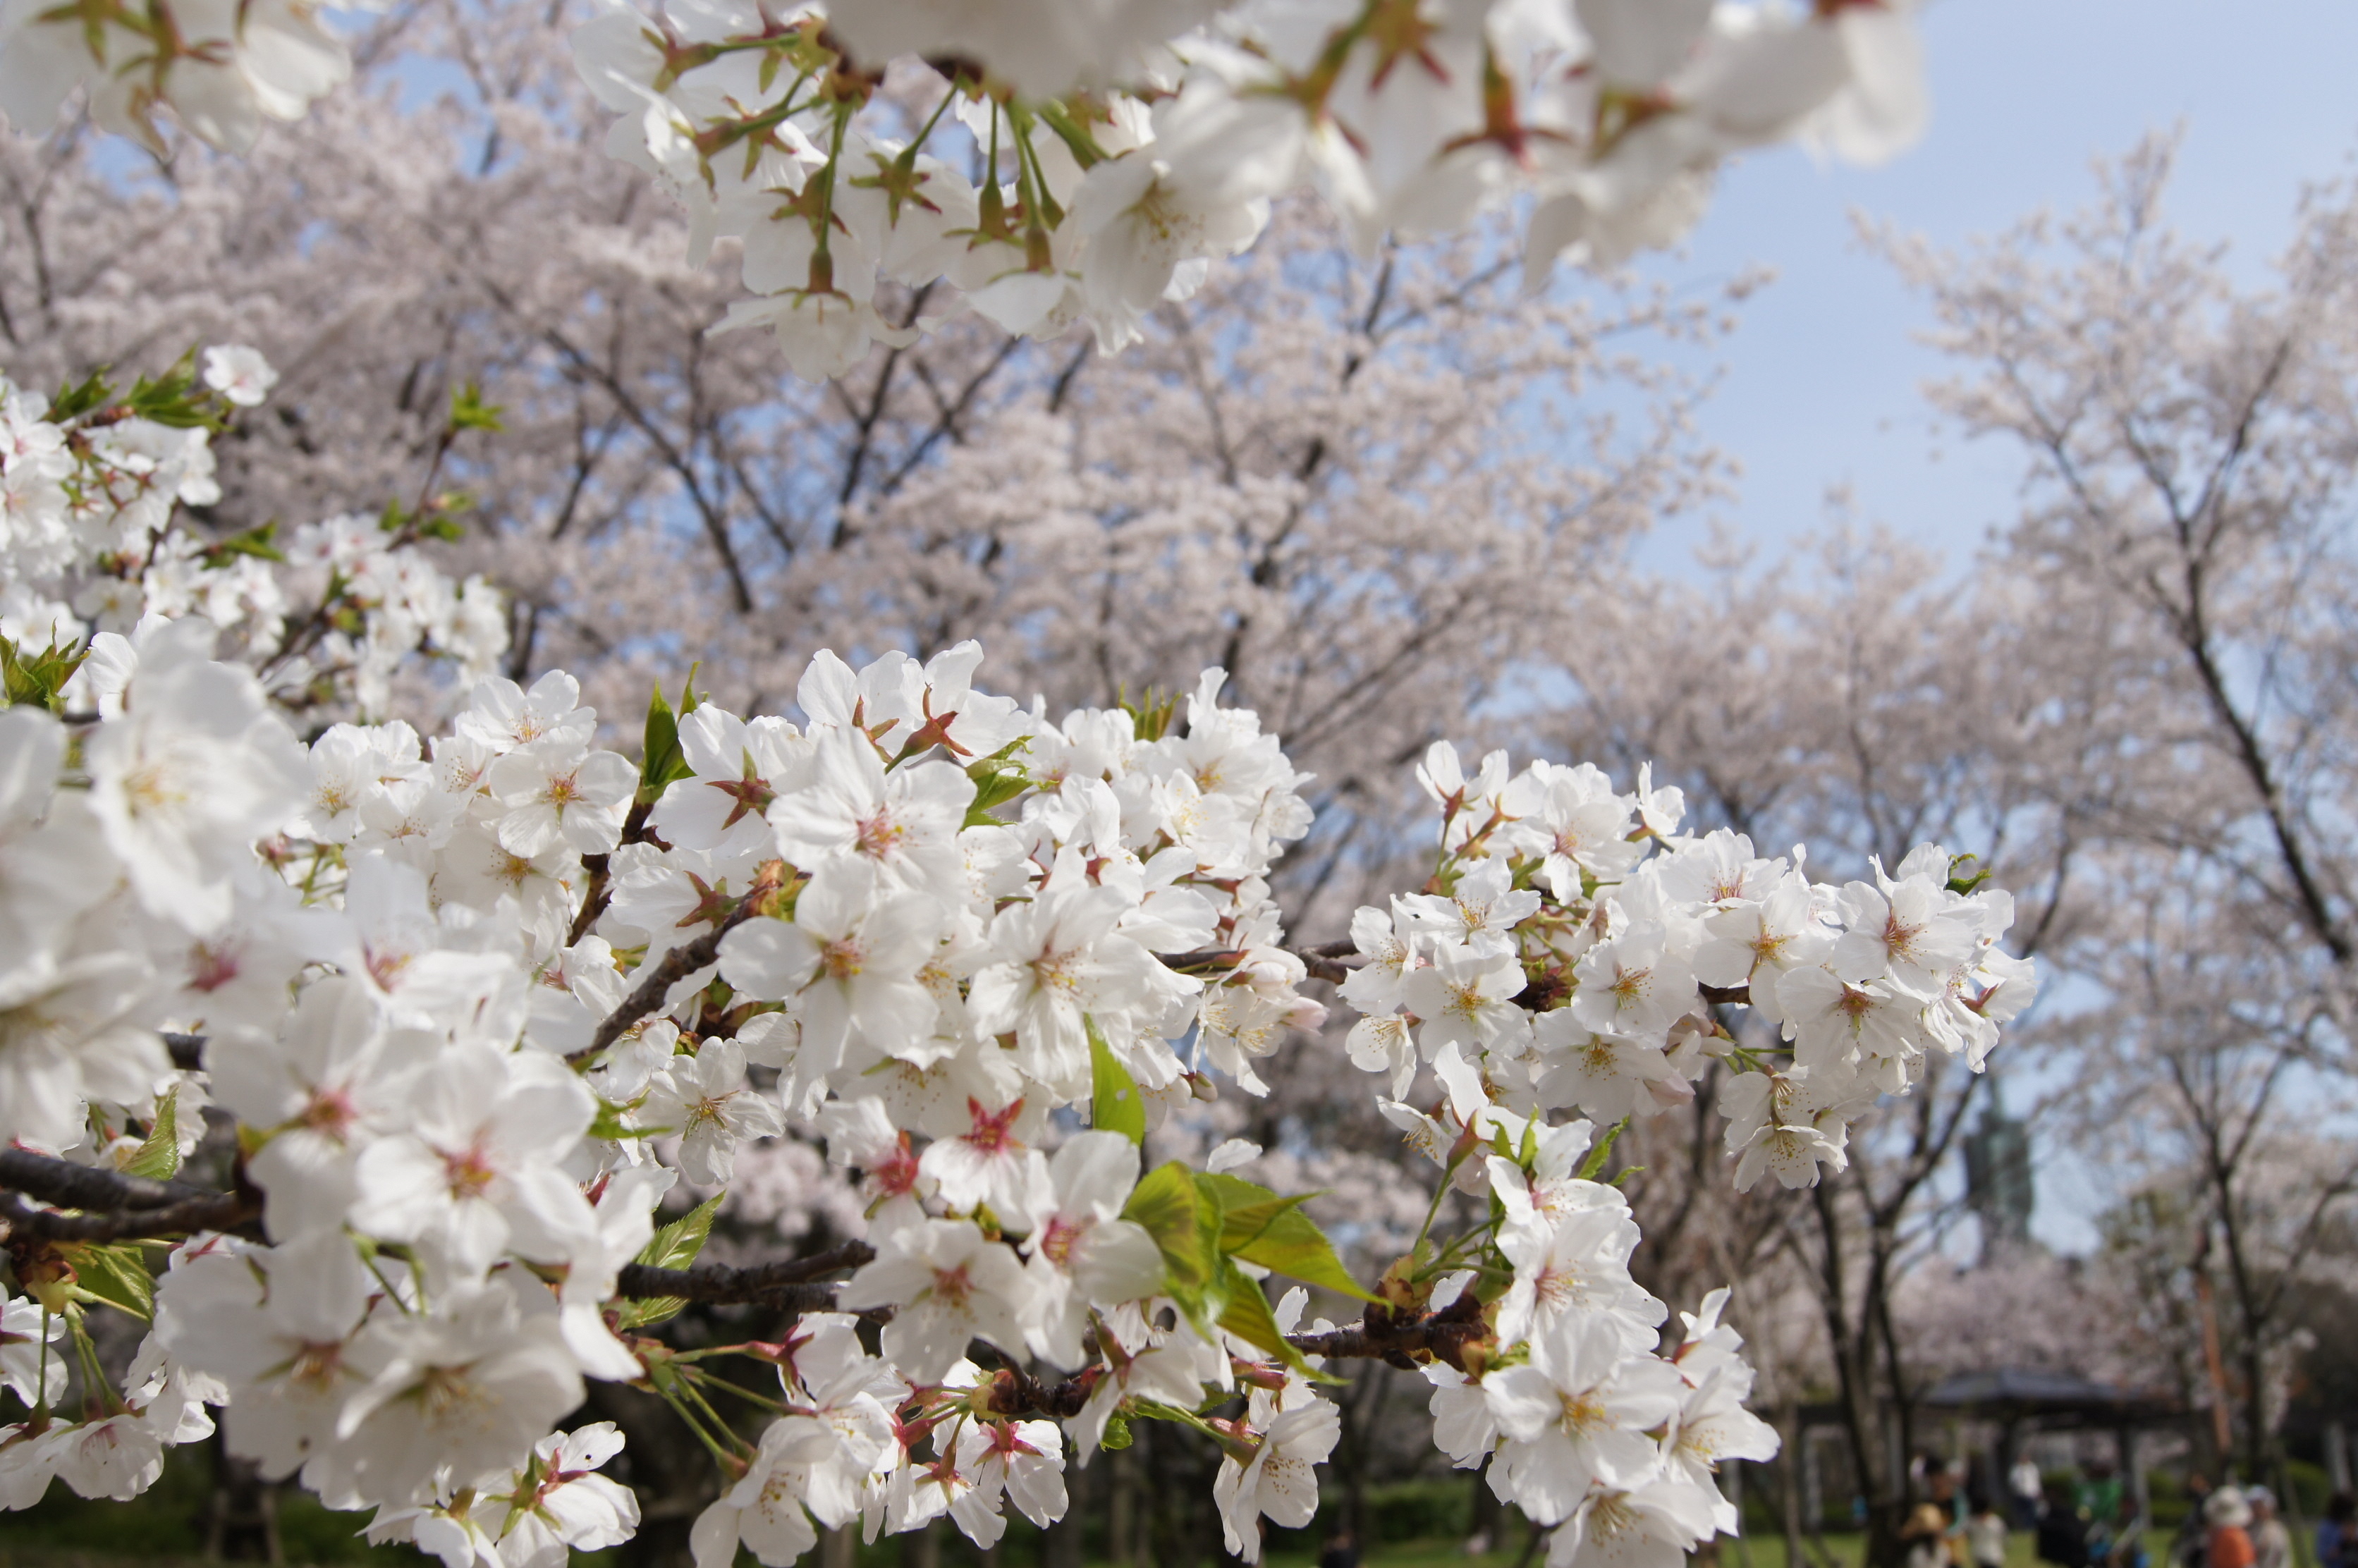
[
  {"x1": 1577, "y1": 1118, "x2": 1629, "y2": 1182},
  {"x1": 122, "y1": 348, "x2": 224, "y2": 431},
  {"x1": 122, "y1": 1089, "x2": 181, "y2": 1181},
  {"x1": 61, "y1": 1242, "x2": 154, "y2": 1322},
  {"x1": 1121, "y1": 1162, "x2": 1217, "y2": 1317},
  {"x1": 1212, "y1": 1257, "x2": 1312, "y2": 1372},
  {"x1": 449, "y1": 381, "x2": 506, "y2": 433},
  {"x1": 200, "y1": 521, "x2": 286, "y2": 568},
  {"x1": 616, "y1": 1194, "x2": 722, "y2": 1329},
  {"x1": 1946, "y1": 852, "x2": 1993, "y2": 897},
  {"x1": 1120, "y1": 687, "x2": 1180, "y2": 742},
  {"x1": 0, "y1": 633, "x2": 91, "y2": 712},
  {"x1": 49, "y1": 367, "x2": 113, "y2": 423},
  {"x1": 636, "y1": 1192, "x2": 723, "y2": 1270},
  {"x1": 637, "y1": 682, "x2": 694, "y2": 807},
  {"x1": 962, "y1": 740, "x2": 1032, "y2": 827},
  {"x1": 1197, "y1": 1174, "x2": 1380, "y2": 1304},
  {"x1": 1087, "y1": 1019, "x2": 1145, "y2": 1145},
  {"x1": 1097, "y1": 1414, "x2": 1133, "y2": 1451}
]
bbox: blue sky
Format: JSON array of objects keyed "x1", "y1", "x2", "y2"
[{"x1": 1630, "y1": 0, "x2": 2358, "y2": 577}]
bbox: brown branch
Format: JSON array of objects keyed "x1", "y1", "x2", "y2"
[
  {"x1": 573, "y1": 860, "x2": 787, "y2": 1063},
  {"x1": 986, "y1": 1364, "x2": 1097, "y2": 1420},
  {"x1": 975, "y1": 1302, "x2": 1488, "y2": 1419},
  {"x1": 569, "y1": 796, "x2": 655, "y2": 946},
  {"x1": 612, "y1": 1240, "x2": 878, "y2": 1308},
  {"x1": 0, "y1": 1189, "x2": 259, "y2": 1244},
  {"x1": 1285, "y1": 1295, "x2": 1491, "y2": 1371},
  {"x1": 0, "y1": 1147, "x2": 215, "y2": 1212},
  {"x1": 1155, "y1": 941, "x2": 1364, "y2": 986}
]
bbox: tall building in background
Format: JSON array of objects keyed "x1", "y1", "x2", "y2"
[{"x1": 1965, "y1": 1082, "x2": 2036, "y2": 1260}]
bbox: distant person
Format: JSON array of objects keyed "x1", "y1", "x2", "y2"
[
  {"x1": 1321, "y1": 1528, "x2": 1362, "y2": 1568},
  {"x1": 2177, "y1": 1475, "x2": 2215, "y2": 1568},
  {"x1": 2015, "y1": 1457, "x2": 2050, "y2": 1530},
  {"x1": 2317, "y1": 1493, "x2": 2356, "y2": 1568},
  {"x1": 2041, "y1": 1481, "x2": 2092, "y2": 1568},
  {"x1": 1907, "y1": 1503, "x2": 1956, "y2": 1568},
  {"x1": 2081, "y1": 1462, "x2": 2125, "y2": 1538},
  {"x1": 1966, "y1": 1490, "x2": 2011, "y2": 1568},
  {"x1": 2247, "y1": 1488, "x2": 2290, "y2": 1568},
  {"x1": 1929, "y1": 1459, "x2": 1962, "y2": 1516},
  {"x1": 2206, "y1": 1486, "x2": 2256, "y2": 1568}
]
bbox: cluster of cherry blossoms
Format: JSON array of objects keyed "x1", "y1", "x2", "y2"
[
  {"x1": 1341, "y1": 747, "x2": 2039, "y2": 1194},
  {"x1": 0, "y1": 2, "x2": 1929, "y2": 384},
  {"x1": 0, "y1": 0, "x2": 376, "y2": 154},
  {"x1": 0, "y1": 553, "x2": 1854, "y2": 1568},
  {"x1": 0, "y1": 348, "x2": 507, "y2": 718},
  {"x1": 567, "y1": 0, "x2": 1929, "y2": 379}
]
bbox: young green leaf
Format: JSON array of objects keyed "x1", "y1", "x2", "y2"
[
  {"x1": 637, "y1": 682, "x2": 694, "y2": 807},
  {"x1": 1088, "y1": 1019, "x2": 1146, "y2": 1145},
  {"x1": 1577, "y1": 1118, "x2": 1629, "y2": 1182},
  {"x1": 121, "y1": 1089, "x2": 182, "y2": 1181},
  {"x1": 0, "y1": 633, "x2": 92, "y2": 712},
  {"x1": 123, "y1": 348, "x2": 224, "y2": 431},
  {"x1": 1197, "y1": 1173, "x2": 1381, "y2": 1303},
  {"x1": 449, "y1": 381, "x2": 506, "y2": 433},
  {"x1": 1122, "y1": 1161, "x2": 1218, "y2": 1316},
  {"x1": 49, "y1": 367, "x2": 114, "y2": 423},
  {"x1": 616, "y1": 1193, "x2": 722, "y2": 1328},
  {"x1": 60, "y1": 1242, "x2": 155, "y2": 1322},
  {"x1": 1211, "y1": 1257, "x2": 1313, "y2": 1373},
  {"x1": 1120, "y1": 687, "x2": 1180, "y2": 742},
  {"x1": 200, "y1": 521, "x2": 286, "y2": 568},
  {"x1": 962, "y1": 740, "x2": 1033, "y2": 826}
]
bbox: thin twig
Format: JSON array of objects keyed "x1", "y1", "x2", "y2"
[{"x1": 572, "y1": 860, "x2": 787, "y2": 1063}]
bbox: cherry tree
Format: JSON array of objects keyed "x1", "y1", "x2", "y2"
[
  {"x1": 0, "y1": 5, "x2": 2053, "y2": 1568},
  {"x1": 1879, "y1": 133, "x2": 2358, "y2": 1481}
]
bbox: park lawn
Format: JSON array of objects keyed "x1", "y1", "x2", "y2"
[{"x1": 1263, "y1": 1527, "x2": 2183, "y2": 1568}]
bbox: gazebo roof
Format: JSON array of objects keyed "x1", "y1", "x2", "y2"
[{"x1": 1916, "y1": 1366, "x2": 2180, "y2": 1423}]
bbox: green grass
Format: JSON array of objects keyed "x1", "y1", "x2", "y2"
[{"x1": 1702, "y1": 1529, "x2": 2182, "y2": 1568}]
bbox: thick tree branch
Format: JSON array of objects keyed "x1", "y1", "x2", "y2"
[
  {"x1": 613, "y1": 1241, "x2": 878, "y2": 1309},
  {"x1": 0, "y1": 1147, "x2": 217, "y2": 1213},
  {"x1": 0, "y1": 1189, "x2": 259, "y2": 1244}
]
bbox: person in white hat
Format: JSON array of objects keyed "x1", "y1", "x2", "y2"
[{"x1": 2207, "y1": 1486, "x2": 2258, "y2": 1568}]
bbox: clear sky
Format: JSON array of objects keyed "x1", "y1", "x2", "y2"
[{"x1": 1632, "y1": 0, "x2": 2358, "y2": 577}]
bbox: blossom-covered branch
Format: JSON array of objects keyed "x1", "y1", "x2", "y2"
[
  {"x1": 0, "y1": 343, "x2": 2029, "y2": 1568},
  {"x1": 0, "y1": 1, "x2": 1931, "y2": 384}
]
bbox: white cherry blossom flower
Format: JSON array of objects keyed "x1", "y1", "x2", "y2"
[
  {"x1": 838, "y1": 1218, "x2": 1037, "y2": 1383},
  {"x1": 488, "y1": 740, "x2": 637, "y2": 857},
  {"x1": 349, "y1": 1043, "x2": 598, "y2": 1280},
  {"x1": 1401, "y1": 940, "x2": 1529, "y2": 1055},
  {"x1": 639, "y1": 1036, "x2": 785, "y2": 1184},
  {"x1": 716, "y1": 855, "x2": 943, "y2": 1069},
  {"x1": 1213, "y1": 1397, "x2": 1339, "y2": 1562}
]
